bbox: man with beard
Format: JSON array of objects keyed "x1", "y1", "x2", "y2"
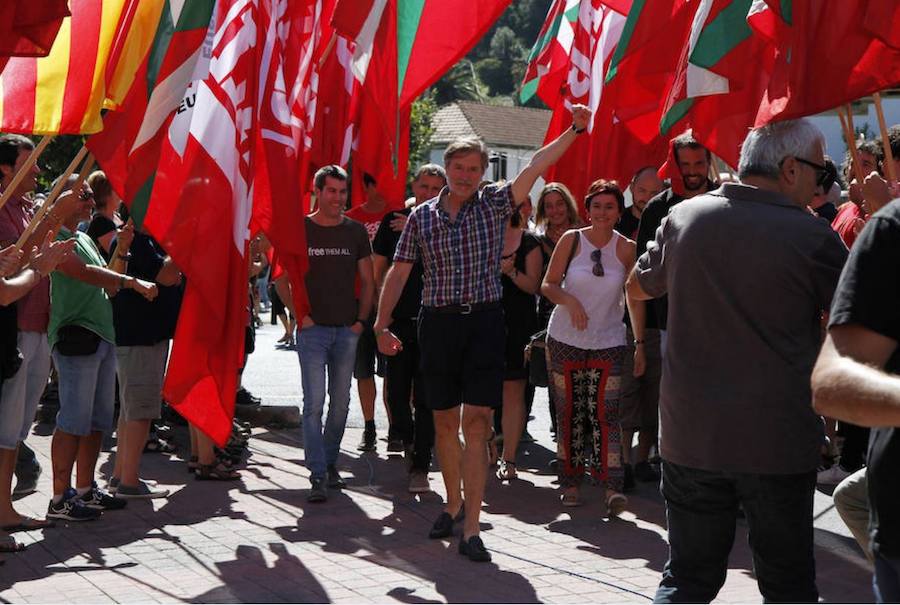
[
  {"x1": 635, "y1": 133, "x2": 716, "y2": 340},
  {"x1": 616, "y1": 166, "x2": 664, "y2": 239}
]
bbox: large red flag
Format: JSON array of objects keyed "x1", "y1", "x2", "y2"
[
  {"x1": 754, "y1": 0, "x2": 900, "y2": 126},
  {"x1": 659, "y1": 0, "x2": 775, "y2": 168},
  {"x1": 146, "y1": 0, "x2": 262, "y2": 445}
]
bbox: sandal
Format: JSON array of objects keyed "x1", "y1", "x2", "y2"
[
  {"x1": 2, "y1": 517, "x2": 55, "y2": 533},
  {"x1": 144, "y1": 436, "x2": 176, "y2": 454},
  {"x1": 195, "y1": 461, "x2": 240, "y2": 481},
  {"x1": 496, "y1": 460, "x2": 518, "y2": 481},
  {"x1": 560, "y1": 488, "x2": 581, "y2": 507},
  {"x1": 606, "y1": 492, "x2": 628, "y2": 517}
]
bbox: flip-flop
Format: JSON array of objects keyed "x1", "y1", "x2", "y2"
[
  {"x1": 2, "y1": 517, "x2": 55, "y2": 533},
  {"x1": 0, "y1": 539, "x2": 27, "y2": 553}
]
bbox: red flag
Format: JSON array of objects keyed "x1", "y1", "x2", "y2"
[
  {"x1": 0, "y1": 2, "x2": 70, "y2": 59},
  {"x1": 252, "y1": 0, "x2": 323, "y2": 321},
  {"x1": 541, "y1": 2, "x2": 657, "y2": 204},
  {"x1": 755, "y1": 0, "x2": 900, "y2": 125},
  {"x1": 146, "y1": 0, "x2": 262, "y2": 445},
  {"x1": 659, "y1": 0, "x2": 775, "y2": 168}
]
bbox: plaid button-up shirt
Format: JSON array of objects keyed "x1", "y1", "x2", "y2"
[{"x1": 394, "y1": 182, "x2": 514, "y2": 307}]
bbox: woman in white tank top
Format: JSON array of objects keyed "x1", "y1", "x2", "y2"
[{"x1": 541, "y1": 180, "x2": 637, "y2": 514}]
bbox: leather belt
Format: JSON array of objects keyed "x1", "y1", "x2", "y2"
[{"x1": 424, "y1": 301, "x2": 502, "y2": 315}]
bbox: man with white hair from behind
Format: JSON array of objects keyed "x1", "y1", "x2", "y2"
[{"x1": 626, "y1": 119, "x2": 848, "y2": 603}]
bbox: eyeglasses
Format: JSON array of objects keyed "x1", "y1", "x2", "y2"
[
  {"x1": 794, "y1": 157, "x2": 830, "y2": 188},
  {"x1": 591, "y1": 249, "x2": 604, "y2": 276},
  {"x1": 79, "y1": 190, "x2": 94, "y2": 201}
]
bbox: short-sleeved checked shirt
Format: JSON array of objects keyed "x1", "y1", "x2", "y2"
[{"x1": 394, "y1": 182, "x2": 515, "y2": 307}]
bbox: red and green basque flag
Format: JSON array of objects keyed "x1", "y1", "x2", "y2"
[
  {"x1": 333, "y1": 0, "x2": 511, "y2": 109},
  {"x1": 602, "y1": 0, "x2": 695, "y2": 143},
  {"x1": 754, "y1": 0, "x2": 900, "y2": 126},
  {"x1": 520, "y1": 0, "x2": 580, "y2": 105},
  {"x1": 660, "y1": 0, "x2": 773, "y2": 167},
  {"x1": 396, "y1": 0, "x2": 511, "y2": 107},
  {"x1": 88, "y1": 0, "x2": 215, "y2": 228}
]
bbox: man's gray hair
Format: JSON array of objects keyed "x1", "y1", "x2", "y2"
[
  {"x1": 738, "y1": 119, "x2": 825, "y2": 180},
  {"x1": 414, "y1": 163, "x2": 446, "y2": 182},
  {"x1": 443, "y1": 137, "x2": 489, "y2": 170}
]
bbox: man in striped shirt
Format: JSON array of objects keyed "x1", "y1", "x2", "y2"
[{"x1": 374, "y1": 105, "x2": 591, "y2": 562}]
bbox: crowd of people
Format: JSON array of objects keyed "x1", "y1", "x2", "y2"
[{"x1": 0, "y1": 104, "x2": 898, "y2": 602}]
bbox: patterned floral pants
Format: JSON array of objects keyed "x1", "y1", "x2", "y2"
[{"x1": 546, "y1": 336, "x2": 625, "y2": 492}]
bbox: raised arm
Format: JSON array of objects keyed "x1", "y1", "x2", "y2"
[{"x1": 510, "y1": 105, "x2": 591, "y2": 204}]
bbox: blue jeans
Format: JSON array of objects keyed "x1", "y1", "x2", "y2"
[
  {"x1": 654, "y1": 461, "x2": 818, "y2": 603},
  {"x1": 875, "y1": 552, "x2": 900, "y2": 603},
  {"x1": 297, "y1": 325, "x2": 359, "y2": 480}
]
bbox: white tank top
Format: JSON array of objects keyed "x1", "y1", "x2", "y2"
[{"x1": 547, "y1": 230, "x2": 627, "y2": 350}]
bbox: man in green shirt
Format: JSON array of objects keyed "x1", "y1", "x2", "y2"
[{"x1": 45, "y1": 178, "x2": 157, "y2": 522}]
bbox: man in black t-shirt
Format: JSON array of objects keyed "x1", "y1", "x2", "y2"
[
  {"x1": 634, "y1": 133, "x2": 717, "y2": 334},
  {"x1": 299, "y1": 165, "x2": 374, "y2": 504},
  {"x1": 813, "y1": 191, "x2": 900, "y2": 603},
  {"x1": 110, "y1": 231, "x2": 183, "y2": 499},
  {"x1": 371, "y1": 164, "x2": 445, "y2": 494}
]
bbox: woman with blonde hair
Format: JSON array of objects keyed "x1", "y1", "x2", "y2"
[{"x1": 533, "y1": 183, "x2": 581, "y2": 438}]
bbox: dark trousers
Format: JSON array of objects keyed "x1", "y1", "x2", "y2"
[
  {"x1": 384, "y1": 318, "x2": 433, "y2": 472},
  {"x1": 838, "y1": 421, "x2": 870, "y2": 471},
  {"x1": 654, "y1": 461, "x2": 818, "y2": 604},
  {"x1": 875, "y1": 552, "x2": 900, "y2": 603}
]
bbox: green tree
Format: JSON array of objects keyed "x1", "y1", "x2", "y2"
[
  {"x1": 30, "y1": 134, "x2": 85, "y2": 193},
  {"x1": 408, "y1": 92, "x2": 438, "y2": 182},
  {"x1": 432, "y1": 60, "x2": 484, "y2": 105}
]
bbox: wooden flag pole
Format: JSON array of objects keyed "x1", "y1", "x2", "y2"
[
  {"x1": 873, "y1": 92, "x2": 897, "y2": 184},
  {"x1": 0, "y1": 136, "x2": 54, "y2": 212},
  {"x1": 839, "y1": 107, "x2": 866, "y2": 185},
  {"x1": 15, "y1": 147, "x2": 91, "y2": 250}
]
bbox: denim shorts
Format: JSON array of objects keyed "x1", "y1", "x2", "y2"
[
  {"x1": 0, "y1": 331, "x2": 51, "y2": 449},
  {"x1": 53, "y1": 338, "x2": 117, "y2": 436}
]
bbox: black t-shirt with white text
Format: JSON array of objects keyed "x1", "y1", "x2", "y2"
[
  {"x1": 305, "y1": 216, "x2": 371, "y2": 326},
  {"x1": 829, "y1": 199, "x2": 900, "y2": 557}
]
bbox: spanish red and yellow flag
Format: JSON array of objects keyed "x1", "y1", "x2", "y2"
[{"x1": 0, "y1": 0, "x2": 139, "y2": 135}]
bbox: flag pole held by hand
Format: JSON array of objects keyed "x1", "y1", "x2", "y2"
[
  {"x1": 839, "y1": 107, "x2": 866, "y2": 185},
  {"x1": 15, "y1": 147, "x2": 92, "y2": 250},
  {"x1": 873, "y1": 92, "x2": 897, "y2": 184},
  {"x1": 0, "y1": 136, "x2": 54, "y2": 212}
]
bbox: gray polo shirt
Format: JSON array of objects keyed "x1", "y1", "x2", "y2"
[{"x1": 636, "y1": 183, "x2": 848, "y2": 474}]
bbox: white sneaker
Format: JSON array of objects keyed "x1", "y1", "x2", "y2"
[{"x1": 817, "y1": 465, "x2": 851, "y2": 485}]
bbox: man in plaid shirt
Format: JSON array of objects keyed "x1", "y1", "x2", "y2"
[{"x1": 375, "y1": 105, "x2": 591, "y2": 562}]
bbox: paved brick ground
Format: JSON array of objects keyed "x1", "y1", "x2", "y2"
[
  {"x1": 0, "y1": 425, "x2": 875, "y2": 603},
  {"x1": 0, "y1": 325, "x2": 876, "y2": 603}
]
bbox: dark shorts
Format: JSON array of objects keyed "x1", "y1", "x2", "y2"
[
  {"x1": 418, "y1": 307, "x2": 505, "y2": 410},
  {"x1": 619, "y1": 328, "x2": 662, "y2": 431},
  {"x1": 353, "y1": 324, "x2": 383, "y2": 379}
]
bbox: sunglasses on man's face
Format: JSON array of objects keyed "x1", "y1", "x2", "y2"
[
  {"x1": 79, "y1": 190, "x2": 94, "y2": 201},
  {"x1": 793, "y1": 157, "x2": 830, "y2": 188},
  {"x1": 591, "y1": 249, "x2": 604, "y2": 277}
]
